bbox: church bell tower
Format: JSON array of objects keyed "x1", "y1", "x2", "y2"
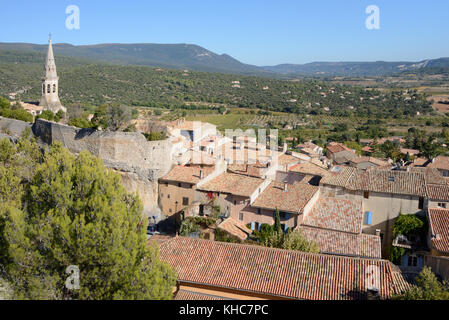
[{"x1": 39, "y1": 34, "x2": 66, "y2": 113}]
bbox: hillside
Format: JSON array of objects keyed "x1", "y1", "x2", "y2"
[
  {"x1": 0, "y1": 42, "x2": 448, "y2": 77},
  {"x1": 0, "y1": 50, "x2": 434, "y2": 118}
]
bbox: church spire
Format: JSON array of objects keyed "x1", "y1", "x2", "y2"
[
  {"x1": 44, "y1": 34, "x2": 58, "y2": 80},
  {"x1": 39, "y1": 34, "x2": 66, "y2": 114}
]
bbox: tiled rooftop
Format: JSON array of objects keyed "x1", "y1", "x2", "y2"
[
  {"x1": 289, "y1": 162, "x2": 328, "y2": 176},
  {"x1": 160, "y1": 165, "x2": 214, "y2": 185},
  {"x1": 154, "y1": 236, "x2": 409, "y2": 300},
  {"x1": 252, "y1": 181, "x2": 319, "y2": 214},
  {"x1": 428, "y1": 208, "x2": 449, "y2": 254},
  {"x1": 321, "y1": 166, "x2": 429, "y2": 197},
  {"x1": 174, "y1": 289, "x2": 227, "y2": 300},
  {"x1": 198, "y1": 172, "x2": 264, "y2": 198},
  {"x1": 217, "y1": 217, "x2": 252, "y2": 241},
  {"x1": 427, "y1": 156, "x2": 449, "y2": 171},
  {"x1": 350, "y1": 157, "x2": 390, "y2": 167},
  {"x1": 427, "y1": 184, "x2": 449, "y2": 201},
  {"x1": 298, "y1": 226, "x2": 382, "y2": 259},
  {"x1": 326, "y1": 142, "x2": 353, "y2": 154},
  {"x1": 303, "y1": 197, "x2": 363, "y2": 234}
]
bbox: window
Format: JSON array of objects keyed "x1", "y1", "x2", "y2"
[
  {"x1": 438, "y1": 203, "x2": 447, "y2": 209},
  {"x1": 178, "y1": 183, "x2": 181, "y2": 187},
  {"x1": 167, "y1": 194, "x2": 170, "y2": 199},
  {"x1": 364, "y1": 211, "x2": 372, "y2": 225},
  {"x1": 408, "y1": 255, "x2": 418, "y2": 267},
  {"x1": 238, "y1": 212, "x2": 244, "y2": 221},
  {"x1": 42, "y1": 84, "x2": 45, "y2": 94},
  {"x1": 364, "y1": 191, "x2": 370, "y2": 199},
  {"x1": 418, "y1": 197, "x2": 424, "y2": 210},
  {"x1": 443, "y1": 171, "x2": 448, "y2": 177},
  {"x1": 257, "y1": 208, "x2": 261, "y2": 215},
  {"x1": 53, "y1": 84, "x2": 56, "y2": 93},
  {"x1": 234, "y1": 200, "x2": 237, "y2": 205},
  {"x1": 182, "y1": 197, "x2": 189, "y2": 206},
  {"x1": 169, "y1": 209, "x2": 172, "y2": 213},
  {"x1": 47, "y1": 84, "x2": 51, "y2": 93}
]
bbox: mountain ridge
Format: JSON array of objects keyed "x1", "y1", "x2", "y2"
[{"x1": 0, "y1": 42, "x2": 448, "y2": 77}]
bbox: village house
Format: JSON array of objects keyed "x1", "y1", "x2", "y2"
[
  {"x1": 152, "y1": 236, "x2": 409, "y2": 300},
  {"x1": 427, "y1": 155, "x2": 449, "y2": 177},
  {"x1": 319, "y1": 165, "x2": 448, "y2": 255},
  {"x1": 158, "y1": 160, "x2": 226, "y2": 216},
  {"x1": 349, "y1": 156, "x2": 391, "y2": 170},
  {"x1": 326, "y1": 142, "x2": 357, "y2": 165}
]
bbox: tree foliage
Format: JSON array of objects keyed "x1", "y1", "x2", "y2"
[
  {"x1": 393, "y1": 266, "x2": 449, "y2": 300},
  {"x1": 0, "y1": 138, "x2": 176, "y2": 300}
]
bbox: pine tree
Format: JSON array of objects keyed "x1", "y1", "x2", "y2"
[{"x1": 0, "y1": 139, "x2": 176, "y2": 299}]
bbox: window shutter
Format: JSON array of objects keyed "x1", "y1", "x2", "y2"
[
  {"x1": 258, "y1": 223, "x2": 262, "y2": 231},
  {"x1": 284, "y1": 224, "x2": 289, "y2": 232},
  {"x1": 285, "y1": 213, "x2": 290, "y2": 220},
  {"x1": 250, "y1": 222, "x2": 255, "y2": 231},
  {"x1": 364, "y1": 211, "x2": 372, "y2": 225}
]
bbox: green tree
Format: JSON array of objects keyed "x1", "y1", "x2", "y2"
[
  {"x1": 393, "y1": 266, "x2": 449, "y2": 300},
  {"x1": 0, "y1": 140, "x2": 176, "y2": 299},
  {"x1": 282, "y1": 230, "x2": 320, "y2": 253},
  {"x1": 274, "y1": 209, "x2": 282, "y2": 234}
]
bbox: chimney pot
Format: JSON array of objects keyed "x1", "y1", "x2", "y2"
[
  {"x1": 375, "y1": 229, "x2": 381, "y2": 237},
  {"x1": 283, "y1": 181, "x2": 288, "y2": 192}
]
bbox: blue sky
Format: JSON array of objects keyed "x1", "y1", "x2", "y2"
[{"x1": 0, "y1": 0, "x2": 448, "y2": 65}]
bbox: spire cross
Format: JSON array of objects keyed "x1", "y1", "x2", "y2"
[{"x1": 49, "y1": 33, "x2": 52, "y2": 42}]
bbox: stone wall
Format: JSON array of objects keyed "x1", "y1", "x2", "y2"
[
  {"x1": 0, "y1": 116, "x2": 32, "y2": 138},
  {"x1": 32, "y1": 119, "x2": 174, "y2": 217}
]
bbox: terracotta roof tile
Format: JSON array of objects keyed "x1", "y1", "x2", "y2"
[
  {"x1": 427, "y1": 156, "x2": 449, "y2": 171},
  {"x1": 427, "y1": 184, "x2": 449, "y2": 201},
  {"x1": 303, "y1": 197, "x2": 363, "y2": 234},
  {"x1": 160, "y1": 165, "x2": 214, "y2": 185},
  {"x1": 174, "y1": 289, "x2": 227, "y2": 300},
  {"x1": 217, "y1": 217, "x2": 252, "y2": 241},
  {"x1": 156, "y1": 236, "x2": 409, "y2": 300},
  {"x1": 289, "y1": 162, "x2": 328, "y2": 176},
  {"x1": 298, "y1": 226, "x2": 381, "y2": 259},
  {"x1": 428, "y1": 208, "x2": 449, "y2": 254},
  {"x1": 252, "y1": 181, "x2": 319, "y2": 214},
  {"x1": 198, "y1": 173, "x2": 264, "y2": 198}
]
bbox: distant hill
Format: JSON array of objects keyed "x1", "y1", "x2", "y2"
[
  {"x1": 0, "y1": 42, "x2": 447, "y2": 77},
  {"x1": 262, "y1": 58, "x2": 449, "y2": 77},
  {"x1": 0, "y1": 42, "x2": 265, "y2": 75}
]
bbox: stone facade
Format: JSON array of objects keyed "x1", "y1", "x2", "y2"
[{"x1": 32, "y1": 118, "x2": 174, "y2": 218}]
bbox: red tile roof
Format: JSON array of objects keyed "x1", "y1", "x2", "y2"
[
  {"x1": 174, "y1": 289, "x2": 226, "y2": 300},
  {"x1": 427, "y1": 184, "x2": 449, "y2": 201},
  {"x1": 326, "y1": 142, "x2": 353, "y2": 154},
  {"x1": 198, "y1": 173, "x2": 264, "y2": 198},
  {"x1": 303, "y1": 197, "x2": 363, "y2": 234},
  {"x1": 160, "y1": 165, "x2": 214, "y2": 185},
  {"x1": 298, "y1": 226, "x2": 382, "y2": 259},
  {"x1": 155, "y1": 236, "x2": 409, "y2": 300},
  {"x1": 217, "y1": 217, "x2": 252, "y2": 241},
  {"x1": 427, "y1": 156, "x2": 449, "y2": 171},
  {"x1": 252, "y1": 181, "x2": 319, "y2": 214},
  {"x1": 289, "y1": 162, "x2": 328, "y2": 176},
  {"x1": 321, "y1": 166, "x2": 429, "y2": 197},
  {"x1": 428, "y1": 208, "x2": 449, "y2": 254}
]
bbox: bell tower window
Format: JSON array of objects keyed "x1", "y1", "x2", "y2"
[
  {"x1": 43, "y1": 84, "x2": 45, "y2": 94},
  {"x1": 47, "y1": 84, "x2": 51, "y2": 93},
  {"x1": 53, "y1": 84, "x2": 56, "y2": 93}
]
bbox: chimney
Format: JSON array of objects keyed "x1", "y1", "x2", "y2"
[
  {"x1": 199, "y1": 170, "x2": 203, "y2": 179},
  {"x1": 283, "y1": 181, "x2": 288, "y2": 192},
  {"x1": 375, "y1": 229, "x2": 381, "y2": 237}
]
